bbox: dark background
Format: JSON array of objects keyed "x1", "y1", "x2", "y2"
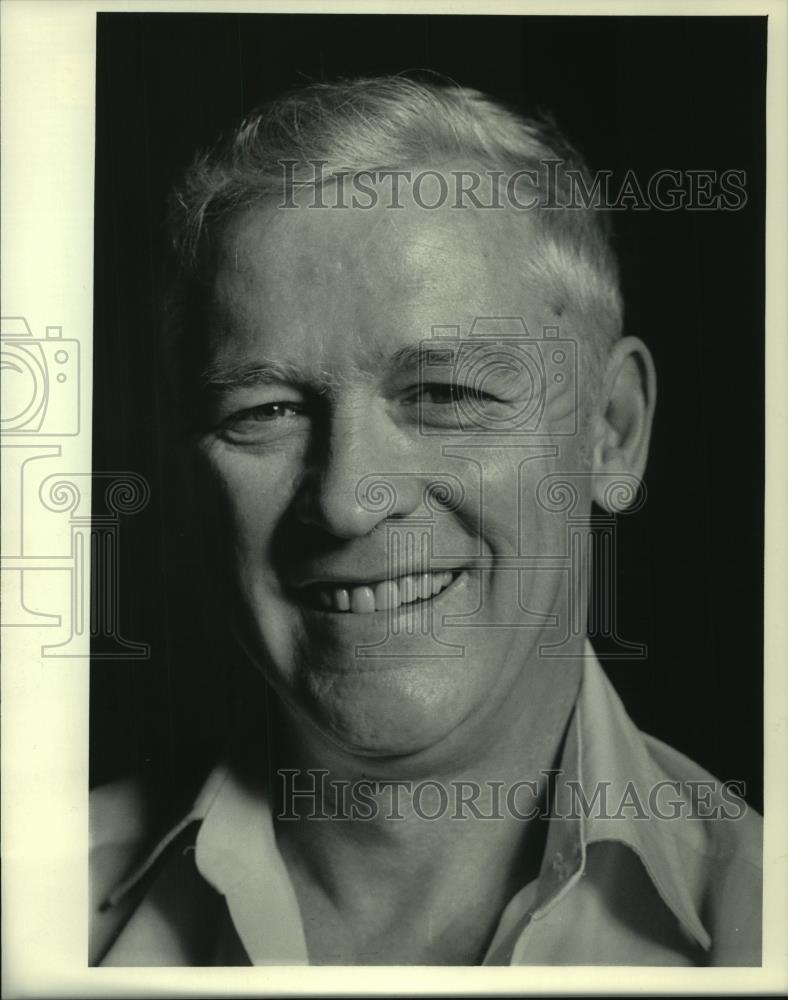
[{"x1": 91, "y1": 13, "x2": 766, "y2": 813}]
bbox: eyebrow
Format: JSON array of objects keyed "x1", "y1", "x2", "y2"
[
  {"x1": 199, "y1": 359, "x2": 315, "y2": 391},
  {"x1": 199, "y1": 343, "x2": 462, "y2": 392}
]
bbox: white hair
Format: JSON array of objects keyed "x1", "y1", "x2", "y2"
[{"x1": 167, "y1": 76, "x2": 623, "y2": 391}]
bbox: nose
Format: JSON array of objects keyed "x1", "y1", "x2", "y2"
[{"x1": 295, "y1": 403, "x2": 421, "y2": 539}]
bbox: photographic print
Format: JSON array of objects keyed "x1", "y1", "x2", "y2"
[{"x1": 2, "y1": 2, "x2": 786, "y2": 996}]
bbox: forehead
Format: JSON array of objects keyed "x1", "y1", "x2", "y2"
[{"x1": 207, "y1": 189, "x2": 558, "y2": 372}]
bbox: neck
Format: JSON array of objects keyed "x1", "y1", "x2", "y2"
[{"x1": 260, "y1": 643, "x2": 584, "y2": 952}]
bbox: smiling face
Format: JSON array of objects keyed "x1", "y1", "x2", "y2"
[{"x1": 192, "y1": 185, "x2": 599, "y2": 761}]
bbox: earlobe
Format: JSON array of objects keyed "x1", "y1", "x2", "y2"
[{"x1": 591, "y1": 337, "x2": 657, "y2": 512}]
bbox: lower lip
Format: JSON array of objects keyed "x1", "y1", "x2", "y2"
[{"x1": 296, "y1": 571, "x2": 466, "y2": 617}]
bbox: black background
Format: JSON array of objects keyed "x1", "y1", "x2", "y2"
[{"x1": 91, "y1": 13, "x2": 765, "y2": 813}]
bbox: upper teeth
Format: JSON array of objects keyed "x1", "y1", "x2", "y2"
[{"x1": 315, "y1": 571, "x2": 455, "y2": 614}]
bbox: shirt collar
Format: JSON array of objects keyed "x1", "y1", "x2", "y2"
[
  {"x1": 193, "y1": 760, "x2": 309, "y2": 964},
  {"x1": 536, "y1": 639, "x2": 711, "y2": 951},
  {"x1": 105, "y1": 640, "x2": 711, "y2": 956}
]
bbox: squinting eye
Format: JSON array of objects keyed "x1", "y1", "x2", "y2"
[
  {"x1": 402, "y1": 382, "x2": 513, "y2": 432},
  {"x1": 418, "y1": 384, "x2": 496, "y2": 406}
]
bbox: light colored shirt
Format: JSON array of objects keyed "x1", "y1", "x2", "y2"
[{"x1": 90, "y1": 643, "x2": 762, "y2": 966}]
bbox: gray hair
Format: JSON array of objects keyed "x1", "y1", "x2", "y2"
[{"x1": 166, "y1": 76, "x2": 623, "y2": 393}]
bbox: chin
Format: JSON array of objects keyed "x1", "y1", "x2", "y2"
[{"x1": 292, "y1": 661, "x2": 480, "y2": 760}]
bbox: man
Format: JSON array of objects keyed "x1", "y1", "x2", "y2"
[{"x1": 90, "y1": 77, "x2": 761, "y2": 966}]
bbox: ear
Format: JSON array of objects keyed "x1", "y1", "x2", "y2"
[{"x1": 590, "y1": 336, "x2": 656, "y2": 512}]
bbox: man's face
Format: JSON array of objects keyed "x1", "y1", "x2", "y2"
[{"x1": 194, "y1": 185, "x2": 595, "y2": 760}]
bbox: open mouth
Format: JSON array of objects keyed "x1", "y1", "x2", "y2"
[{"x1": 299, "y1": 571, "x2": 463, "y2": 614}]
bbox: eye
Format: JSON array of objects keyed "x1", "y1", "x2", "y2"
[
  {"x1": 237, "y1": 402, "x2": 302, "y2": 421},
  {"x1": 399, "y1": 381, "x2": 513, "y2": 432},
  {"x1": 414, "y1": 383, "x2": 498, "y2": 406},
  {"x1": 219, "y1": 401, "x2": 309, "y2": 444}
]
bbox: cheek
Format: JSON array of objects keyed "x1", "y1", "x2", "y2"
[
  {"x1": 455, "y1": 443, "x2": 592, "y2": 558},
  {"x1": 446, "y1": 450, "x2": 560, "y2": 556},
  {"x1": 195, "y1": 445, "x2": 299, "y2": 553}
]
